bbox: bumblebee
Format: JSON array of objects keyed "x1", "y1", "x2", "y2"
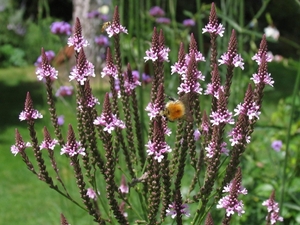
[
  {"x1": 161, "y1": 94, "x2": 193, "y2": 122},
  {"x1": 101, "y1": 21, "x2": 112, "y2": 33}
]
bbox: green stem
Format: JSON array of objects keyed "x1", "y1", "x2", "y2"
[
  {"x1": 98, "y1": 194, "x2": 110, "y2": 218},
  {"x1": 51, "y1": 185, "x2": 87, "y2": 211},
  {"x1": 135, "y1": 0, "x2": 145, "y2": 156},
  {"x1": 196, "y1": 0, "x2": 203, "y2": 59},
  {"x1": 235, "y1": 0, "x2": 244, "y2": 107},
  {"x1": 279, "y1": 58, "x2": 300, "y2": 210},
  {"x1": 169, "y1": 0, "x2": 177, "y2": 62},
  {"x1": 246, "y1": 0, "x2": 271, "y2": 27},
  {"x1": 278, "y1": 36, "x2": 300, "y2": 50}
]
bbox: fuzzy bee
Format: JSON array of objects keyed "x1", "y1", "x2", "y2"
[
  {"x1": 101, "y1": 21, "x2": 112, "y2": 33},
  {"x1": 160, "y1": 94, "x2": 193, "y2": 122}
]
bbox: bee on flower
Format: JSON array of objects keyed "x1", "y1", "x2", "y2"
[{"x1": 160, "y1": 94, "x2": 193, "y2": 122}]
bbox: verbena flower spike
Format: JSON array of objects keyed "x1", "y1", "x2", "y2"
[{"x1": 67, "y1": 17, "x2": 89, "y2": 52}]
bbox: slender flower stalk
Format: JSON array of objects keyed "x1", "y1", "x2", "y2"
[
  {"x1": 105, "y1": 6, "x2": 128, "y2": 38},
  {"x1": 16, "y1": 102, "x2": 89, "y2": 214},
  {"x1": 69, "y1": 48, "x2": 95, "y2": 85},
  {"x1": 11, "y1": 129, "x2": 36, "y2": 175},
  {"x1": 147, "y1": 156, "x2": 161, "y2": 225},
  {"x1": 145, "y1": 84, "x2": 170, "y2": 224},
  {"x1": 205, "y1": 213, "x2": 214, "y2": 225},
  {"x1": 171, "y1": 36, "x2": 205, "y2": 185},
  {"x1": 202, "y1": 2, "x2": 225, "y2": 37},
  {"x1": 209, "y1": 90, "x2": 234, "y2": 127},
  {"x1": 37, "y1": 48, "x2": 64, "y2": 145},
  {"x1": 41, "y1": 127, "x2": 72, "y2": 195},
  {"x1": 71, "y1": 40, "x2": 104, "y2": 185},
  {"x1": 60, "y1": 213, "x2": 70, "y2": 225},
  {"x1": 36, "y1": 48, "x2": 58, "y2": 81},
  {"x1": 170, "y1": 36, "x2": 204, "y2": 202},
  {"x1": 100, "y1": 37, "x2": 129, "y2": 177},
  {"x1": 35, "y1": 50, "x2": 55, "y2": 67},
  {"x1": 166, "y1": 191, "x2": 190, "y2": 222},
  {"x1": 145, "y1": 85, "x2": 171, "y2": 162},
  {"x1": 115, "y1": 65, "x2": 139, "y2": 178},
  {"x1": 144, "y1": 28, "x2": 170, "y2": 63},
  {"x1": 102, "y1": 47, "x2": 119, "y2": 115},
  {"x1": 219, "y1": 30, "x2": 244, "y2": 104},
  {"x1": 40, "y1": 126, "x2": 58, "y2": 149},
  {"x1": 105, "y1": 7, "x2": 130, "y2": 170},
  {"x1": 202, "y1": 2, "x2": 224, "y2": 70},
  {"x1": 262, "y1": 190, "x2": 283, "y2": 225},
  {"x1": 94, "y1": 94, "x2": 128, "y2": 182},
  {"x1": 68, "y1": 21, "x2": 95, "y2": 185},
  {"x1": 21, "y1": 92, "x2": 54, "y2": 186},
  {"x1": 68, "y1": 18, "x2": 89, "y2": 53},
  {"x1": 145, "y1": 84, "x2": 172, "y2": 221},
  {"x1": 109, "y1": 6, "x2": 127, "y2": 79},
  {"x1": 145, "y1": 27, "x2": 169, "y2": 106},
  {"x1": 247, "y1": 36, "x2": 273, "y2": 138},
  {"x1": 64, "y1": 125, "x2": 102, "y2": 223},
  {"x1": 100, "y1": 95, "x2": 128, "y2": 224},
  {"x1": 187, "y1": 34, "x2": 205, "y2": 126},
  {"x1": 195, "y1": 90, "x2": 232, "y2": 219},
  {"x1": 19, "y1": 93, "x2": 43, "y2": 121},
  {"x1": 181, "y1": 54, "x2": 198, "y2": 168},
  {"x1": 169, "y1": 43, "x2": 186, "y2": 177},
  {"x1": 203, "y1": 2, "x2": 226, "y2": 122},
  {"x1": 80, "y1": 82, "x2": 102, "y2": 183},
  {"x1": 217, "y1": 168, "x2": 247, "y2": 225},
  {"x1": 127, "y1": 64, "x2": 146, "y2": 167},
  {"x1": 251, "y1": 35, "x2": 273, "y2": 65},
  {"x1": 206, "y1": 63, "x2": 222, "y2": 111},
  {"x1": 93, "y1": 94, "x2": 126, "y2": 134},
  {"x1": 160, "y1": 150, "x2": 171, "y2": 221},
  {"x1": 218, "y1": 37, "x2": 273, "y2": 200},
  {"x1": 218, "y1": 87, "x2": 255, "y2": 197}
]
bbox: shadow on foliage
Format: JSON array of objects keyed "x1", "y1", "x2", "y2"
[
  {"x1": 0, "y1": 80, "x2": 44, "y2": 131},
  {"x1": 266, "y1": 62, "x2": 297, "y2": 102}
]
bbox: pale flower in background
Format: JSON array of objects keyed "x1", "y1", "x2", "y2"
[
  {"x1": 271, "y1": 140, "x2": 282, "y2": 152},
  {"x1": 274, "y1": 54, "x2": 283, "y2": 62},
  {"x1": 264, "y1": 26, "x2": 280, "y2": 41}
]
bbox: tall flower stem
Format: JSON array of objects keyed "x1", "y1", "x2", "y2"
[
  {"x1": 196, "y1": 0, "x2": 204, "y2": 56},
  {"x1": 131, "y1": 84, "x2": 146, "y2": 166},
  {"x1": 71, "y1": 155, "x2": 102, "y2": 223},
  {"x1": 133, "y1": 0, "x2": 145, "y2": 155},
  {"x1": 23, "y1": 93, "x2": 54, "y2": 186},
  {"x1": 76, "y1": 83, "x2": 93, "y2": 182},
  {"x1": 105, "y1": 131, "x2": 129, "y2": 224},
  {"x1": 45, "y1": 76, "x2": 65, "y2": 145},
  {"x1": 38, "y1": 48, "x2": 64, "y2": 145}
]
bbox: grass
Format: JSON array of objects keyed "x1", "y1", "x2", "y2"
[{"x1": 0, "y1": 60, "x2": 298, "y2": 224}]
